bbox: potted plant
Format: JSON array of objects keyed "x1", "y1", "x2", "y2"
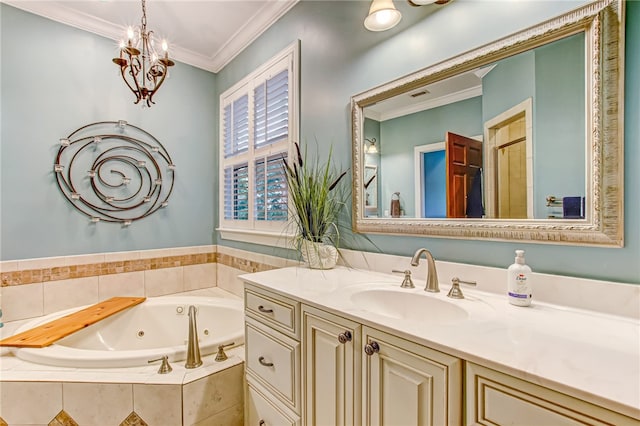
[{"x1": 283, "y1": 142, "x2": 347, "y2": 269}]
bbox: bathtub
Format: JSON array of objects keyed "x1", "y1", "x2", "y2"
[{"x1": 12, "y1": 296, "x2": 244, "y2": 368}]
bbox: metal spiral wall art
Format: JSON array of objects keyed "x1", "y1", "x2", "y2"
[{"x1": 54, "y1": 120, "x2": 175, "y2": 226}]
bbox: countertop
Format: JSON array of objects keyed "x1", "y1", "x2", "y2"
[{"x1": 240, "y1": 266, "x2": 640, "y2": 419}]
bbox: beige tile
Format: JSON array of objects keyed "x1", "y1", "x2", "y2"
[
  {"x1": 0, "y1": 283, "x2": 43, "y2": 322},
  {"x1": 63, "y1": 382, "x2": 132, "y2": 426},
  {"x1": 17, "y1": 256, "x2": 67, "y2": 270},
  {"x1": 0, "y1": 381, "x2": 62, "y2": 424},
  {"x1": 183, "y1": 263, "x2": 217, "y2": 291},
  {"x1": 189, "y1": 402, "x2": 243, "y2": 426},
  {"x1": 0, "y1": 261, "x2": 18, "y2": 273},
  {"x1": 215, "y1": 265, "x2": 244, "y2": 298},
  {"x1": 139, "y1": 248, "x2": 174, "y2": 260},
  {"x1": 144, "y1": 267, "x2": 184, "y2": 296},
  {"x1": 65, "y1": 253, "x2": 105, "y2": 266},
  {"x1": 99, "y1": 272, "x2": 145, "y2": 299},
  {"x1": 104, "y1": 250, "x2": 141, "y2": 262},
  {"x1": 44, "y1": 277, "x2": 99, "y2": 315},
  {"x1": 182, "y1": 364, "x2": 244, "y2": 425},
  {"x1": 132, "y1": 384, "x2": 182, "y2": 426}
]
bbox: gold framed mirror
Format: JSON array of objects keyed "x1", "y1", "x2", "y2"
[{"x1": 351, "y1": 0, "x2": 624, "y2": 247}]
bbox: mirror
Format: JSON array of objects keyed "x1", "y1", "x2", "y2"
[{"x1": 351, "y1": 0, "x2": 624, "y2": 246}]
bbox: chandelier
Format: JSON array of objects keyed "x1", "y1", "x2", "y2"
[{"x1": 112, "y1": 0, "x2": 174, "y2": 107}]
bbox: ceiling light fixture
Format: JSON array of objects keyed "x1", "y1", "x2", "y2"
[
  {"x1": 408, "y1": 0, "x2": 451, "y2": 6},
  {"x1": 112, "y1": 0, "x2": 174, "y2": 107},
  {"x1": 364, "y1": 0, "x2": 402, "y2": 32}
]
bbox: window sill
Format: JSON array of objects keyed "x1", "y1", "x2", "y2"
[{"x1": 217, "y1": 228, "x2": 295, "y2": 249}]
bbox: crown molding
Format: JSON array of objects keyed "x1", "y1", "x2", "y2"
[{"x1": 2, "y1": 0, "x2": 299, "y2": 73}]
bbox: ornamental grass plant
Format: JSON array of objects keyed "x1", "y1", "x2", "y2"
[{"x1": 283, "y1": 141, "x2": 347, "y2": 250}]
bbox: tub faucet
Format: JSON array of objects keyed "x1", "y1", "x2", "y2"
[
  {"x1": 410, "y1": 248, "x2": 439, "y2": 293},
  {"x1": 185, "y1": 305, "x2": 203, "y2": 369}
]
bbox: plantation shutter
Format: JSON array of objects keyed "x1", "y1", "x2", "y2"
[
  {"x1": 224, "y1": 94, "x2": 249, "y2": 158},
  {"x1": 254, "y1": 154, "x2": 288, "y2": 222},
  {"x1": 219, "y1": 42, "x2": 297, "y2": 240},
  {"x1": 254, "y1": 69, "x2": 289, "y2": 149},
  {"x1": 223, "y1": 163, "x2": 249, "y2": 220}
]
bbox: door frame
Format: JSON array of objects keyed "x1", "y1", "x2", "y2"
[
  {"x1": 414, "y1": 142, "x2": 445, "y2": 218},
  {"x1": 483, "y1": 98, "x2": 533, "y2": 219}
]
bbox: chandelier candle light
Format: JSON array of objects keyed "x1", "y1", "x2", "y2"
[{"x1": 113, "y1": 0, "x2": 174, "y2": 107}]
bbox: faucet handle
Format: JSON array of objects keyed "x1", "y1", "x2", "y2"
[
  {"x1": 215, "y1": 342, "x2": 235, "y2": 362},
  {"x1": 148, "y1": 355, "x2": 173, "y2": 374},
  {"x1": 392, "y1": 269, "x2": 415, "y2": 288},
  {"x1": 447, "y1": 277, "x2": 477, "y2": 299}
]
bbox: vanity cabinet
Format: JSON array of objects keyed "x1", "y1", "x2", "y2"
[
  {"x1": 243, "y1": 280, "x2": 637, "y2": 426},
  {"x1": 465, "y1": 362, "x2": 638, "y2": 426},
  {"x1": 244, "y1": 284, "x2": 301, "y2": 425},
  {"x1": 362, "y1": 326, "x2": 462, "y2": 426}
]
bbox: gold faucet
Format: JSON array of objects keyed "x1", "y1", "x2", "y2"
[
  {"x1": 185, "y1": 305, "x2": 203, "y2": 369},
  {"x1": 410, "y1": 248, "x2": 439, "y2": 292}
]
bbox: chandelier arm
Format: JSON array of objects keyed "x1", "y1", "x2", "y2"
[
  {"x1": 146, "y1": 68, "x2": 169, "y2": 105},
  {"x1": 118, "y1": 64, "x2": 142, "y2": 104}
]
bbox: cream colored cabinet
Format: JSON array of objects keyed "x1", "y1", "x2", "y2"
[
  {"x1": 244, "y1": 283, "x2": 635, "y2": 426},
  {"x1": 302, "y1": 305, "x2": 362, "y2": 426},
  {"x1": 244, "y1": 284, "x2": 301, "y2": 425},
  {"x1": 362, "y1": 326, "x2": 463, "y2": 426},
  {"x1": 465, "y1": 362, "x2": 639, "y2": 426}
]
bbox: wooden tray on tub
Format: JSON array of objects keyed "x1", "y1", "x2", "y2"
[{"x1": 0, "y1": 296, "x2": 146, "y2": 348}]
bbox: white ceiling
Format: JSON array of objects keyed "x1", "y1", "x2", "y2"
[{"x1": 3, "y1": 0, "x2": 299, "y2": 72}]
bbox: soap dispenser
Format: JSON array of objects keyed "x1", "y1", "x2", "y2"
[{"x1": 507, "y1": 250, "x2": 532, "y2": 306}]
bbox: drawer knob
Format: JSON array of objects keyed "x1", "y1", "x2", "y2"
[
  {"x1": 337, "y1": 331, "x2": 352, "y2": 344},
  {"x1": 364, "y1": 341, "x2": 380, "y2": 356},
  {"x1": 258, "y1": 305, "x2": 274, "y2": 314},
  {"x1": 259, "y1": 421, "x2": 265, "y2": 426},
  {"x1": 258, "y1": 356, "x2": 274, "y2": 367}
]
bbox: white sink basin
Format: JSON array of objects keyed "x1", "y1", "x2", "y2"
[{"x1": 350, "y1": 289, "x2": 469, "y2": 324}]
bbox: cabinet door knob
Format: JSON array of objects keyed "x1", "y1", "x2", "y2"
[
  {"x1": 258, "y1": 356, "x2": 274, "y2": 367},
  {"x1": 259, "y1": 421, "x2": 265, "y2": 426},
  {"x1": 364, "y1": 341, "x2": 380, "y2": 356},
  {"x1": 337, "y1": 331, "x2": 352, "y2": 344},
  {"x1": 258, "y1": 305, "x2": 273, "y2": 313}
]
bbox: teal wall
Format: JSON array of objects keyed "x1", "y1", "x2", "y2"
[
  {"x1": 1, "y1": 1, "x2": 637, "y2": 284},
  {"x1": 534, "y1": 33, "x2": 586, "y2": 217},
  {"x1": 216, "y1": 0, "x2": 639, "y2": 284},
  {"x1": 0, "y1": 4, "x2": 217, "y2": 260}
]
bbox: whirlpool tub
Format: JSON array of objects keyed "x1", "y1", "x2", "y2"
[{"x1": 12, "y1": 296, "x2": 244, "y2": 368}]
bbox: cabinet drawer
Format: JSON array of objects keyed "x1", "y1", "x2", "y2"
[
  {"x1": 245, "y1": 286, "x2": 300, "y2": 339},
  {"x1": 466, "y1": 362, "x2": 638, "y2": 426},
  {"x1": 245, "y1": 317, "x2": 300, "y2": 412},
  {"x1": 246, "y1": 379, "x2": 300, "y2": 426}
]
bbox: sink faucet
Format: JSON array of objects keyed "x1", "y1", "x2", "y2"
[
  {"x1": 410, "y1": 248, "x2": 439, "y2": 293},
  {"x1": 185, "y1": 305, "x2": 203, "y2": 369}
]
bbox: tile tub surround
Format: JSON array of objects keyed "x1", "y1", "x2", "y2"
[
  {"x1": 0, "y1": 288, "x2": 245, "y2": 426},
  {"x1": 240, "y1": 266, "x2": 640, "y2": 420},
  {"x1": 0, "y1": 245, "x2": 298, "y2": 322}
]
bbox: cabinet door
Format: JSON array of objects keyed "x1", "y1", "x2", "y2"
[
  {"x1": 362, "y1": 326, "x2": 462, "y2": 426},
  {"x1": 302, "y1": 305, "x2": 362, "y2": 426},
  {"x1": 466, "y1": 362, "x2": 639, "y2": 426}
]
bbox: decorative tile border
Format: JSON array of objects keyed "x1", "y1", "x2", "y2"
[
  {"x1": 216, "y1": 253, "x2": 275, "y2": 274},
  {"x1": 1, "y1": 253, "x2": 215, "y2": 287}
]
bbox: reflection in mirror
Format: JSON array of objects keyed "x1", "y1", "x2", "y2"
[
  {"x1": 352, "y1": 0, "x2": 623, "y2": 246},
  {"x1": 363, "y1": 32, "x2": 585, "y2": 220}
]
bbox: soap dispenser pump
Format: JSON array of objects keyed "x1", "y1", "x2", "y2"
[{"x1": 507, "y1": 250, "x2": 532, "y2": 307}]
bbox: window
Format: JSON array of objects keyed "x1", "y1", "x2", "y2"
[{"x1": 218, "y1": 42, "x2": 299, "y2": 245}]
